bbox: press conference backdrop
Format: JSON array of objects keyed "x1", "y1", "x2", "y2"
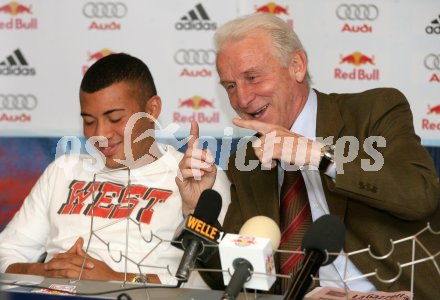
[{"x1": 0, "y1": 0, "x2": 439, "y2": 230}]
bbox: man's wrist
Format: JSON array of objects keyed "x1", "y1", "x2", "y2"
[
  {"x1": 319, "y1": 144, "x2": 335, "y2": 172},
  {"x1": 182, "y1": 204, "x2": 194, "y2": 218}
]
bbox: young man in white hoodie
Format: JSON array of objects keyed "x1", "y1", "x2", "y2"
[{"x1": 0, "y1": 53, "x2": 230, "y2": 288}]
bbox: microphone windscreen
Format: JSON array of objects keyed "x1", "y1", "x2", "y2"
[
  {"x1": 239, "y1": 216, "x2": 281, "y2": 251},
  {"x1": 193, "y1": 189, "x2": 222, "y2": 224},
  {"x1": 302, "y1": 214, "x2": 345, "y2": 266}
]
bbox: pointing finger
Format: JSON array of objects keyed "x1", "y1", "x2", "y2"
[
  {"x1": 232, "y1": 118, "x2": 272, "y2": 134},
  {"x1": 188, "y1": 121, "x2": 199, "y2": 149}
]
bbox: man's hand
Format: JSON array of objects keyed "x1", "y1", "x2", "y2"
[
  {"x1": 233, "y1": 118, "x2": 323, "y2": 169},
  {"x1": 176, "y1": 121, "x2": 217, "y2": 216},
  {"x1": 44, "y1": 237, "x2": 120, "y2": 281}
]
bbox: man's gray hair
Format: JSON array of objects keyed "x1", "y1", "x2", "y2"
[{"x1": 214, "y1": 13, "x2": 311, "y2": 84}]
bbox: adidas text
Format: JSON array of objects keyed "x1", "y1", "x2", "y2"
[
  {"x1": 175, "y1": 21, "x2": 217, "y2": 31},
  {"x1": 0, "y1": 66, "x2": 36, "y2": 76},
  {"x1": 426, "y1": 25, "x2": 440, "y2": 34}
]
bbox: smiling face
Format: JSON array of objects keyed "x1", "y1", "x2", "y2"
[
  {"x1": 80, "y1": 81, "x2": 159, "y2": 169},
  {"x1": 216, "y1": 29, "x2": 309, "y2": 129}
]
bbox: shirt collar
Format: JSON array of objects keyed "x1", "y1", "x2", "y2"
[{"x1": 290, "y1": 88, "x2": 317, "y2": 140}]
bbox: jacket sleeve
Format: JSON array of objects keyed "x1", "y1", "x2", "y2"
[{"x1": 326, "y1": 88, "x2": 440, "y2": 220}]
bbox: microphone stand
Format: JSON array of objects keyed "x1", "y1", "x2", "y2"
[{"x1": 283, "y1": 251, "x2": 324, "y2": 300}]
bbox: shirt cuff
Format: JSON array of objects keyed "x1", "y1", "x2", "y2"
[{"x1": 325, "y1": 162, "x2": 336, "y2": 181}]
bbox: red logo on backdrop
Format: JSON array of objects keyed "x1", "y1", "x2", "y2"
[
  {"x1": 255, "y1": 2, "x2": 288, "y2": 15},
  {"x1": 82, "y1": 2, "x2": 126, "y2": 31},
  {"x1": 336, "y1": 4, "x2": 378, "y2": 33},
  {"x1": 340, "y1": 51, "x2": 374, "y2": 66},
  {"x1": 422, "y1": 104, "x2": 440, "y2": 131},
  {"x1": 82, "y1": 49, "x2": 114, "y2": 74},
  {"x1": 179, "y1": 96, "x2": 214, "y2": 110},
  {"x1": 334, "y1": 51, "x2": 379, "y2": 81},
  {"x1": 174, "y1": 49, "x2": 215, "y2": 78},
  {"x1": 255, "y1": 2, "x2": 293, "y2": 27},
  {"x1": 0, "y1": 94, "x2": 36, "y2": 123},
  {"x1": 174, "y1": 95, "x2": 220, "y2": 124},
  {"x1": 428, "y1": 104, "x2": 440, "y2": 115},
  {"x1": 0, "y1": 1, "x2": 31, "y2": 15},
  {"x1": 0, "y1": 1, "x2": 37, "y2": 30}
]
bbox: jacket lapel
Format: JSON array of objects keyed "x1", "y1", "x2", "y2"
[
  {"x1": 249, "y1": 165, "x2": 280, "y2": 225},
  {"x1": 315, "y1": 89, "x2": 347, "y2": 220},
  {"x1": 315, "y1": 89, "x2": 344, "y2": 140},
  {"x1": 245, "y1": 143, "x2": 280, "y2": 225}
]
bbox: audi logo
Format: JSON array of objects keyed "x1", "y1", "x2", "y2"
[
  {"x1": 336, "y1": 4, "x2": 379, "y2": 21},
  {"x1": 174, "y1": 49, "x2": 216, "y2": 65},
  {"x1": 0, "y1": 94, "x2": 38, "y2": 110},
  {"x1": 82, "y1": 2, "x2": 127, "y2": 18},
  {"x1": 424, "y1": 54, "x2": 440, "y2": 71}
]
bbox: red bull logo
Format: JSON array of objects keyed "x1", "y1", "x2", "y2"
[
  {"x1": 82, "y1": 49, "x2": 114, "y2": 74},
  {"x1": 87, "y1": 49, "x2": 114, "y2": 62},
  {"x1": 422, "y1": 104, "x2": 440, "y2": 131},
  {"x1": 233, "y1": 235, "x2": 256, "y2": 247},
  {"x1": 255, "y1": 2, "x2": 288, "y2": 15},
  {"x1": 0, "y1": 1, "x2": 31, "y2": 15},
  {"x1": 174, "y1": 95, "x2": 219, "y2": 124},
  {"x1": 179, "y1": 96, "x2": 214, "y2": 110},
  {"x1": 0, "y1": 1, "x2": 37, "y2": 30},
  {"x1": 340, "y1": 51, "x2": 374, "y2": 66},
  {"x1": 335, "y1": 51, "x2": 379, "y2": 81},
  {"x1": 428, "y1": 104, "x2": 440, "y2": 115}
]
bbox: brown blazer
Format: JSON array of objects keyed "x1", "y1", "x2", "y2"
[{"x1": 201, "y1": 88, "x2": 440, "y2": 299}]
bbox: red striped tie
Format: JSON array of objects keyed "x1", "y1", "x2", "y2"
[{"x1": 279, "y1": 169, "x2": 312, "y2": 292}]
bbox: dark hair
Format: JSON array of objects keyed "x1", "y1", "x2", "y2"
[{"x1": 80, "y1": 53, "x2": 157, "y2": 100}]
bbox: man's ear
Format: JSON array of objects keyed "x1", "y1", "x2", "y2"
[
  {"x1": 145, "y1": 95, "x2": 162, "y2": 123},
  {"x1": 288, "y1": 49, "x2": 307, "y2": 83}
]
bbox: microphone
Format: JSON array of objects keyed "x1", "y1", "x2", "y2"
[
  {"x1": 220, "y1": 216, "x2": 281, "y2": 300},
  {"x1": 283, "y1": 214, "x2": 345, "y2": 300},
  {"x1": 172, "y1": 189, "x2": 223, "y2": 283},
  {"x1": 239, "y1": 215, "x2": 281, "y2": 250}
]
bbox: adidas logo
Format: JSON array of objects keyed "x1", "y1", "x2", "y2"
[
  {"x1": 0, "y1": 49, "x2": 28, "y2": 66},
  {"x1": 0, "y1": 49, "x2": 36, "y2": 76},
  {"x1": 175, "y1": 3, "x2": 217, "y2": 31},
  {"x1": 180, "y1": 3, "x2": 209, "y2": 21},
  {"x1": 426, "y1": 14, "x2": 440, "y2": 34}
]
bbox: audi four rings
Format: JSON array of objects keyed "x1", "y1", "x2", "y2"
[
  {"x1": 424, "y1": 54, "x2": 440, "y2": 71},
  {"x1": 174, "y1": 49, "x2": 216, "y2": 65},
  {"x1": 336, "y1": 4, "x2": 379, "y2": 21},
  {"x1": 82, "y1": 2, "x2": 127, "y2": 18},
  {"x1": 0, "y1": 95, "x2": 38, "y2": 110}
]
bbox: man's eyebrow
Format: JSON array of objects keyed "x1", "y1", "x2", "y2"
[
  {"x1": 219, "y1": 80, "x2": 231, "y2": 86},
  {"x1": 218, "y1": 66, "x2": 262, "y2": 85},
  {"x1": 80, "y1": 109, "x2": 125, "y2": 117},
  {"x1": 103, "y1": 109, "x2": 125, "y2": 115},
  {"x1": 243, "y1": 67, "x2": 259, "y2": 75}
]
